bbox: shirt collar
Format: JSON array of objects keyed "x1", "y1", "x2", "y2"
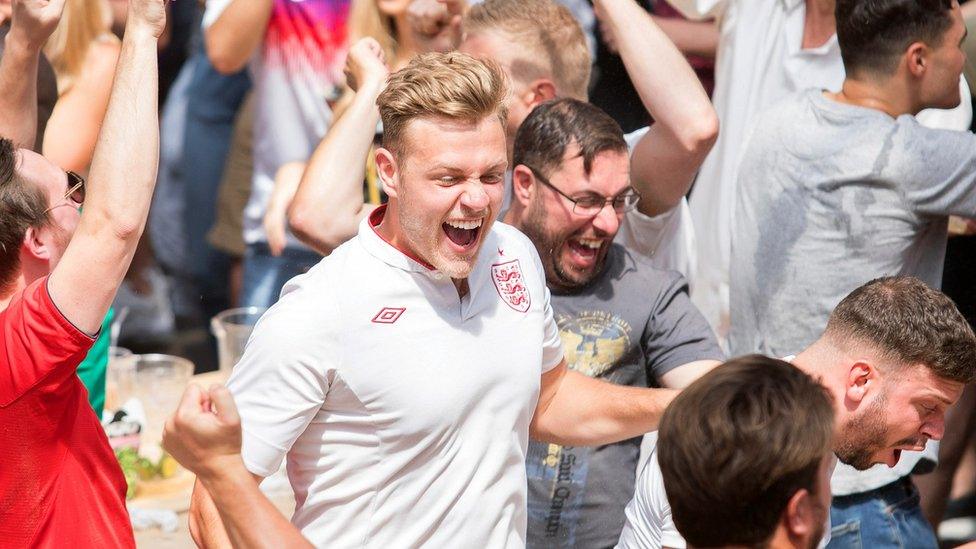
[{"x1": 359, "y1": 205, "x2": 436, "y2": 274}]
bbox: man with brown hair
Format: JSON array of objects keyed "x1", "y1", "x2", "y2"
[
  {"x1": 619, "y1": 276, "x2": 976, "y2": 548},
  {"x1": 0, "y1": 0, "x2": 167, "y2": 545},
  {"x1": 657, "y1": 355, "x2": 836, "y2": 549},
  {"x1": 190, "y1": 51, "x2": 682, "y2": 549}
]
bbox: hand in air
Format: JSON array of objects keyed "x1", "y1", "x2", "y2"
[
  {"x1": 406, "y1": 0, "x2": 464, "y2": 53},
  {"x1": 9, "y1": 0, "x2": 66, "y2": 49},
  {"x1": 344, "y1": 37, "x2": 390, "y2": 92},
  {"x1": 127, "y1": 0, "x2": 167, "y2": 39},
  {"x1": 162, "y1": 384, "x2": 244, "y2": 480}
]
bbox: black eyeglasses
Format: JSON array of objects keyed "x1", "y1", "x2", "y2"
[
  {"x1": 44, "y1": 171, "x2": 86, "y2": 214},
  {"x1": 523, "y1": 165, "x2": 640, "y2": 216}
]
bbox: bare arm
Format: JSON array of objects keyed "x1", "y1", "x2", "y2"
[
  {"x1": 658, "y1": 359, "x2": 720, "y2": 389},
  {"x1": 650, "y1": 14, "x2": 718, "y2": 58},
  {"x1": 205, "y1": 0, "x2": 272, "y2": 74},
  {"x1": 47, "y1": 0, "x2": 164, "y2": 335},
  {"x1": 166, "y1": 385, "x2": 308, "y2": 549},
  {"x1": 42, "y1": 38, "x2": 121, "y2": 172},
  {"x1": 288, "y1": 38, "x2": 388, "y2": 255},
  {"x1": 530, "y1": 361, "x2": 679, "y2": 446},
  {"x1": 0, "y1": 0, "x2": 65, "y2": 150},
  {"x1": 595, "y1": 0, "x2": 718, "y2": 217}
]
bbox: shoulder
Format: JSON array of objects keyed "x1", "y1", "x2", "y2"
[{"x1": 613, "y1": 244, "x2": 688, "y2": 294}]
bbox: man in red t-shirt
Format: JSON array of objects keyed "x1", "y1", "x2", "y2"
[{"x1": 0, "y1": 0, "x2": 167, "y2": 546}]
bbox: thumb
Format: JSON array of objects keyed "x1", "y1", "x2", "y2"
[
  {"x1": 178, "y1": 383, "x2": 207, "y2": 415},
  {"x1": 208, "y1": 384, "x2": 241, "y2": 425}
]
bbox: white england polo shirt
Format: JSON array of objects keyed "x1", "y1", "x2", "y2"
[{"x1": 226, "y1": 206, "x2": 565, "y2": 548}]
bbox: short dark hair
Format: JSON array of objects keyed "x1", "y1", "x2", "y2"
[
  {"x1": 0, "y1": 138, "x2": 49, "y2": 294},
  {"x1": 513, "y1": 98, "x2": 627, "y2": 179},
  {"x1": 658, "y1": 355, "x2": 835, "y2": 548},
  {"x1": 824, "y1": 276, "x2": 976, "y2": 383},
  {"x1": 836, "y1": 0, "x2": 955, "y2": 76}
]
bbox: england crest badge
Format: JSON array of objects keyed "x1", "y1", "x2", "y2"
[{"x1": 491, "y1": 259, "x2": 531, "y2": 313}]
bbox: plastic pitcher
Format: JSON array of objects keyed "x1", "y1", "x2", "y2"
[
  {"x1": 211, "y1": 307, "x2": 267, "y2": 374},
  {"x1": 131, "y1": 354, "x2": 194, "y2": 448}
]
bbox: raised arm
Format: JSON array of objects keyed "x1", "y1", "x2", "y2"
[
  {"x1": 530, "y1": 360, "x2": 679, "y2": 446},
  {"x1": 205, "y1": 0, "x2": 273, "y2": 74},
  {"x1": 595, "y1": 0, "x2": 718, "y2": 217},
  {"x1": 0, "y1": 0, "x2": 65, "y2": 150},
  {"x1": 287, "y1": 38, "x2": 388, "y2": 254},
  {"x1": 46, "y1": 0, "x2": 164, "y2": 335}
]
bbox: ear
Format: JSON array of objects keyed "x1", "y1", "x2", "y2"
[
  {"x1": 511, "y1": 165, "x2": 536, "y2": 206},
  {"x1": 21, "y1": 226, "x2": 51, "y2": 261},
  {"x1": 784, "y1": 488, "x2": 815, "y2": 539},
  {"x1": 522, "y1": 78, "x2": 559, "y2": 110},
  {"x1": 375, "y1": 147, "x2": 400, "y2": 199},
  {"x1": 906, "y1": 41, "x2": 928, "y2": 78},
  {"x1": 844, "y1": 360, "x2": 876, "y2": 406}
]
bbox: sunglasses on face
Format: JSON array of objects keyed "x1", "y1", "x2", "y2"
[{"x1": 43, "y1": 171, "x2": 86, "y2": 214}]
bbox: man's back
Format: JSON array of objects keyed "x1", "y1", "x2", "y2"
[{"x1": 730, "y1": 89, "x2": 976, "y2": 356}]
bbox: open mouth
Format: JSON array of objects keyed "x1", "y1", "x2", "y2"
[
  {"x1": 566, "y1": 237, "x2": 602, "y2": 264},
  {"x1": 443, "y1": 219, "x2": 483, "y2": 250}
]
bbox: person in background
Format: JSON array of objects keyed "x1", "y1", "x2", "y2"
[
  {"x1": 0, "y1": 0, "x2": 58, "y2": 151},
  {"x1": 41, "y1": 0, "x2": 119, "y2": 175},
  {"x1": 203, "y1": 0, "x2": 351, "y2": 309},
  {"x1": 0, "y1": 0, "x2": 166, "y2": 544},
  {"x1": 730, "y1": 2, "x2": 976, "y2": 544},
  {"x1": 657, "y1": 356, "x2": 835, "y2": 549}
]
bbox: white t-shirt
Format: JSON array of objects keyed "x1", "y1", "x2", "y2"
[
  {"x1": 668, "y1": 0, "x2": 970, "y2": 349},
  {"x1": 203, "y1": 0, "x2": 350, "y2": 249},
  {"x1": 616, "y1": 432, "x2": 686, "y2": 549},
  {"x1": 227, "y1": 207, "x2": 565, "y2": 547}
]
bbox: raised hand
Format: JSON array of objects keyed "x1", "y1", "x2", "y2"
[
  {"x1": 162, "y1": 384, "x2": 244, "y2": 479},
  {"x1": 9, "y1": 0, "x2": 66, "y2": 49},
  {"x1": 344, "y1": 37, "x2": 389, "y2": 92},
  {"x1": 406, "y1": 0, "x2": 464, "y2": 53},
  {"x1": 126, "y1": 0, "x2": 166, "y2": 38}
]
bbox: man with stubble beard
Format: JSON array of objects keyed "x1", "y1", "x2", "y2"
[{"x1": 503, "y1": 98, "x2": 725, "y2": 547}]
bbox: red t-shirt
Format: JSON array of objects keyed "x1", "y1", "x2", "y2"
[{"x1": 0, "y1": 278, "x2": 135, "y2": 548}]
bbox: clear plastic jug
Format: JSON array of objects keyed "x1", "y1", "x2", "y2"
[{"x1": 211, "y1": 307, "x2": 268, "y2": 374}]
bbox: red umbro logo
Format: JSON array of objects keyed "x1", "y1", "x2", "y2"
[{"x1": 371, "y1": 307, "x2": 406, "y2": 324}]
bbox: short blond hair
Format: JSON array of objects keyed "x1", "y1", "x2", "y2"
[
  {"x1": 465, "y1": 0, "x2": 591, "y2": 100},
  {"x1": 378, "y1": 52, "x2": 509, "y2": 157}
]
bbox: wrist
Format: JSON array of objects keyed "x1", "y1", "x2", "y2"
[
  {"x1": 5, "y1": 27, "x2": 43, "y2": 54},
  {"x1": 194, "y1": 454, "x2": 250, "y2": 486}
]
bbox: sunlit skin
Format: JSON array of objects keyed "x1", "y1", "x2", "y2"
[
  {"x1": 921, "y1": 2, "x2": 968, "y2": 110},
  {"x1": 834, "y1": 363, "x2": 963, "y2": 470},
  {"x1": 505, "y1": 147, "x2": 631, "y2": 293},
  {"x1": 374, "y1": 115, "x2": 508, "y2": 290},
  {"x1": 376, "y1": 0, "x2": 411, "y2": 16},
  {"x1": 16, "y1": 149, "x2": 80, "y2": 269}
]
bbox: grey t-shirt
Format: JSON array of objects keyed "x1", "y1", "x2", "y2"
[
  {"x1": 729, "y1": 89, "x2": 976, "y2": 494},
  {"x1": 731, "y1": 88, "x2": 976, "y2": 358},
  {"x1": 526, "y1": 244, "x2": 723, "y2": 549}
]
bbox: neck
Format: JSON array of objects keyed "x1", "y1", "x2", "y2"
[
  {"x1": 827, "y1": 76, "x2": 915, "y2": 117},
  {"x1": 0, "y1": 273, "x2": 28, "y2": 311},
  {"x1": 793, "y1": 338, "x2": 851, "y2": 430},
  {"x1": 802, "y1": 0, "x2": 835, "y2": 49},
  {"x1": 393, "y1": 15, "x2": 421, "y2": 70}
]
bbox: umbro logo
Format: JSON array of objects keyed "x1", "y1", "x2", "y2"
[{"x1": 371, "y1": 307, "x2": 406, "y2": 324}]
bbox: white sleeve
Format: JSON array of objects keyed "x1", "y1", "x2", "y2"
[
  {"x1": 225, "y1": 288, "x2": 339, "y2": 477},
  {"x1": 617, "y1": 438, "x2": 687, "y2": 549},
  {"x1": 615, "y1": 200, "x2": 697, "y2": 282},
  {"x1": 202, "y1": 0, "x2": 234, "y2": 29},
  {"x1": 521, "y1": 231, "x2": 565, "y2": 372}
]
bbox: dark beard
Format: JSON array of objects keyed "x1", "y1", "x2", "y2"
[
  {"x1": 834, "y1": 394, "x2": 889, "y2": 471},
  {"x1": 519, "y1": 198, "x2": 600, "y2": 292}
]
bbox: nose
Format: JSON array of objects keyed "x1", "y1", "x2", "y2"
[
  {"x1": 461, "y1": 180, "x2": 491, "y2": 212},
  {"x1": 922, "y1": 415, "x2": 946, "y2": 441},
  {"x1": 590, "y1": 202, "x2": 621, "y2": 236}
]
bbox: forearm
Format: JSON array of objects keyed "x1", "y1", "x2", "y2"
[
  {"x1": 650, "y1": 14, "x2": 718, "y2": 58},
  {"x1": 199, "y1": 465, "x2": 311, "y2": 549},
  {"x1": 289, "y1": 80, "x2": 383, "y2": 254},
  {"x1": 531, "y1": 369, "x2": 678, "y2": 446},
  {"x1": 598, "y1": 0, "x2": 718, "y2": 215},
  {"x1": 205, "y1": 0, "x2": 273, "y2": 74},
  {"x1": 0, "y1": 31, "x2": 40, "y2": 149}
]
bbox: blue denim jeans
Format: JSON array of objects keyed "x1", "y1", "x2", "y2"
[
  {"x1": 827, "y1": 477, "x2": 938, "y2": 549},
  {"x1": 241, "y1": 243, "x2": 322, "y2": 308}
]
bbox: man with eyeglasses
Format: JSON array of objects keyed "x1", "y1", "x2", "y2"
[
  {"x1": 500, "y1": 97, "x2": 724, "y2": 547},
  {"x1": 0, "y1": 0, "x2": 166, "y2": 545}
]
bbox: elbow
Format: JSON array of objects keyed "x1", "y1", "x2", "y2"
[
  {"x1": 205, "y1": 33, "x2": 249, "y2": 75},
  {"x1": 288, "y1": 207, "x2": 339, "y2": 254},
  {"x1": 679, "y1": 108, "x2": 719, "y2": 159}
]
